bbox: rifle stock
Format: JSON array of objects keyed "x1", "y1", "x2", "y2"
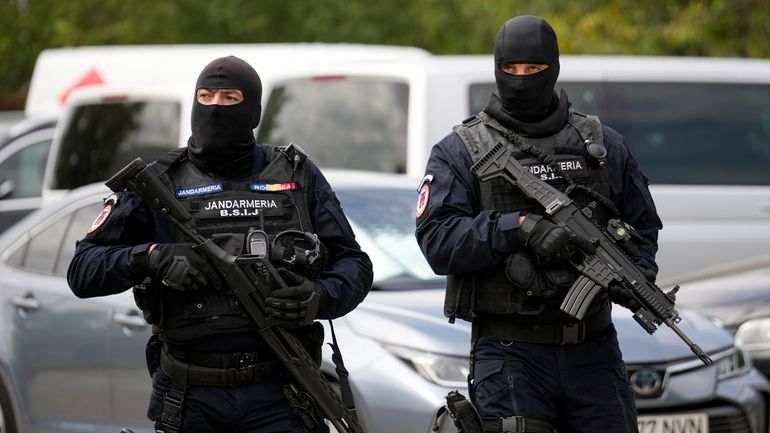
[
  {"x1": 471, "y1": 143, "x2": 712, "y2": 365},
  {"x1": 106, "y1": 158, "x2": 365, "y2": 433}
]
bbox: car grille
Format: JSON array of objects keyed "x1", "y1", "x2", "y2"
[{"x1": 638, "y1": 403, "x2": 752, "y2": 433}]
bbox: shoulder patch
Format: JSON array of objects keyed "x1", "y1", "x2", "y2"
[
  {"x1": 415, "y1": 174, "x2": 433, "y2": 220},
  {"x1": 87, "y1": 203, "x2": 113, "y2": 234}
]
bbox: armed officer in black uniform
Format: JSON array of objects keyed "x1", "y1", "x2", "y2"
[
  {"x1": 415, "y1": 16, "x2": 662, "y2": 433},
  {"x1": 68, "y1": 56, "x2": 373, "y2": 433}
]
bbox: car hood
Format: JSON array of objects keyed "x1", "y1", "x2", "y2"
[
  {"x1": 674, "y1": 267, "x2": 770, "y2": 328},
  {"x1": 345, "y1": 289, "x2": 733, "y2": 364}
]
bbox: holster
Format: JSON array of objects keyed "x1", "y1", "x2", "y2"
[
  {"x1": 437, "y1": 390, "x2": 485, "y2": 433},
  {"x1": 145, "y1": 334, "x2": 161, "y2": 377}
]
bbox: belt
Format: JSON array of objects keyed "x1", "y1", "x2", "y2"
[
  {"x1": 473, "y1": 303, "x2": 612, "y2": 345},
  {"x1": 160, "y1": 347, "x2": 283, "y2": 387},
  {"x1": 483, "y1": 416, "x2": 554, "y2": 433},
  {"x1": 163, "y1": 344, "x2": 267, "y2": 369}
]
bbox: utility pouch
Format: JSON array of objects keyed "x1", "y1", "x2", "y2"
[
  {"x1": 145, "y1": 334, "x2": 161, "y2": 377},
  {"x1": 445, "y1": 274, "x2": 475, "y2": 323},
  {"x1": 133, "y1": 284, "x2": 163, "y2": 325},
  {"x1": 504, "y1": 252, "x2": 536, "y2": 288},
  {"x1": 505, "y1": 250, "x2": 579, "y2": 300}
]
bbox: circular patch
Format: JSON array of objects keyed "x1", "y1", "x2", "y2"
[
  {"x1": 87, "y1": 204, "x2": 113, "y2": 234},
  {"x1": 415, "y1": 182, "x2": 430, "y2": 219}
]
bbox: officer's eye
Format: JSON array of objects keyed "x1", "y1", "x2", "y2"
[{"x1": 222, "y1": 91, "x2": 244, "y2": 104}]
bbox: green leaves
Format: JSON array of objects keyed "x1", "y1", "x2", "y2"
[{"x1": 2, "y1": 0, "x2": 769, "y2": 109}]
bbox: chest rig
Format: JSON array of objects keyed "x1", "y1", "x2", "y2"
[
  {"x1": 136, "y1": 145, "x2": 315, "y2": 345},
  {"x1": 446, "y1": 111, "x2": 614, "y2": 323}
]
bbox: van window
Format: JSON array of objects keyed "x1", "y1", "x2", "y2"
[
  {"x1": 258, "y1": 76, "x2": 409, "y2": 174},
  {"x1": 468, "y1": 83, "x2": 606, "y2": 118},
  {"x1": 468, "y1": 82, "x2": 770, "y2": 186},
  {"x1": 51, "y1": 100, "x2": 180, "y2": 190}
]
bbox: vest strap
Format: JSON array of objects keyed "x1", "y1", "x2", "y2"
[{"x1": 158, "y1": 359, "x2": 187, "y2": 433}]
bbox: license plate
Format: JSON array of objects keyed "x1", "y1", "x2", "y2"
[{"x1": 638, "y1": 413, "x2": 708, "y2": 433}]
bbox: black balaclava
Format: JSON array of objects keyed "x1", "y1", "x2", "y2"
[
  {"x1": 494, "y1": 15, "x2": 560, "y2": 122},
  {"x1": 188, "y1": 55, "x2": 262, "y2": 174}
]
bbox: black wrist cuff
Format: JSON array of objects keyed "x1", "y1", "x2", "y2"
[{"x1": 503, "y1": 227, "x2": 524, "y2": 252}]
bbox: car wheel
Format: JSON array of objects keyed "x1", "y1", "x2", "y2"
[{"x1": 0, "y1": 380, "x2": 18, "y2": 433}]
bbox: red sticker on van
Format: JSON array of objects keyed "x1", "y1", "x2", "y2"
[{"x1": 59, "y1": 69, "x2": 105, "y2": 105}]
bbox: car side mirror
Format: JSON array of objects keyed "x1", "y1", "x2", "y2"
[{"x1": 0, "y1": 178, "x2": 14, "y2": 200}]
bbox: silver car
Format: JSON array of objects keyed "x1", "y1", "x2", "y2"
[
  {"x1": 673, "y1": 255, "x2": 770, "y2": 381},
  {"x1": 0, "y1": 170, "x2": 767, "y2": 433}
]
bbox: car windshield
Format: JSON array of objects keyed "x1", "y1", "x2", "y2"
[
  {"x1": 334, "y1": 187, "x2": 444, "y2": 290},
  {"x1": 469, "y1": 81, "x2": 770, "y2": 186}
]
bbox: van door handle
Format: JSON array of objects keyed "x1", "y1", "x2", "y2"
[
  {"x1": 113, "y1": 310, "x2": 148, "y2": 332},
  {"x1": 11, "y1": 292, "x2": 40, "y2": 316}
]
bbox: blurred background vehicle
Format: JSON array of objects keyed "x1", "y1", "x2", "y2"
[
  {"x1": 27, "y1": 49, "x2": 770, "y2": 283},
  {"x1": 0, "y1": 111, "x2": 24, "y2": 141},
  {"x1": 0, "y1": 115, "x2": 57, "y2": 233},
  {"x1": 674, "y1": 255, "x2": 770, "y2": 381},
  {"x1": 451, "y1": 55, "x2": 770, "y2": 284},
  {"x1": 0, "y1": 170, "x2": 766, "y2": 433}
]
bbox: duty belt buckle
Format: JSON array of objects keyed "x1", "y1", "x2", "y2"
[
  {"x1": 559, "y1": 323, "x2": 583, "y2": 345},
  {"x1": 500, "y1": 415, "x2": 526, "y2": 433},
  {"x1": 235, "y1": 352, "x2": 256, "y2": 368}
]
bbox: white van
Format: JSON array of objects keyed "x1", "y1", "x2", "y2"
[
  {"x1": 32, "y1": 44, "x2": 436, "y2": 194},
  {"x1": 453, "y1": 55, "x2": 770, "y2": 284},
  {"x1": 33, "y1": 46, "x2": 770, "y2": 282}
]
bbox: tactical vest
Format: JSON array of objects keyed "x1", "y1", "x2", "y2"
[
  {"x1": 135, "y1": 145, "x2": 316, "y2": 345},
  {"x1": 446, "y1": 111, "x2": 613, "y2": 322}
]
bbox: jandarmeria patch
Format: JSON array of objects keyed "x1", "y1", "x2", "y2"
[{"x1": 176, "y1": 183, "x2": 224, "y2": 197}]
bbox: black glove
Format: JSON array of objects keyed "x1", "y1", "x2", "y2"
[
  {"x1": 607, "y1": 269, "x2": 656, "y2": 312},
  {"x1": 607, "y1": 284, "x2": 641, "y2": 312},
  {"x1": 147, "y1": 243, "x2": 224, "y2": 291},
  {"x1": 265, "y1": 268, "x2": 326, "y2": 328},
  {"x1": 519, "y1": 214, "x2": 595, "y2": 259}
]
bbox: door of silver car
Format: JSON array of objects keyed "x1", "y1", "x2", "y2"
[
  {"x1": 1, "y1": 201, "x2": 114, "y2": 432},
  {"x1": 107, "y1": 289, "x2": 152, "y2": 429}
]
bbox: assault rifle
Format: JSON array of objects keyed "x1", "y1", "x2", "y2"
[
  {"x1": 470, "y1": 142, "x2": 712, "y2": 365},
  {"x1": 106, "y1": 158, "x2": 365, "y2": 433}
]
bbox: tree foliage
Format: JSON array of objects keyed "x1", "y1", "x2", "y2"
[{"x1": 1, "y1": 0, "x2": 769, "y2": 109}]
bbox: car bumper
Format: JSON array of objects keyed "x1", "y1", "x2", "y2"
[{"x1": 339, "y1": 352, "x2": 770, "y2": 433}]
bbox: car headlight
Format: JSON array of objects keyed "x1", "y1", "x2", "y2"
[
  {"x1": 735, "y1": 317, "x2": 770, "y2": 351},
  {"x1": 715, "y1": 347, "x2": 751, "y2": 380},
  {"x1": 384, "y1": 345, "x2": 469, "y2": 388}
]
